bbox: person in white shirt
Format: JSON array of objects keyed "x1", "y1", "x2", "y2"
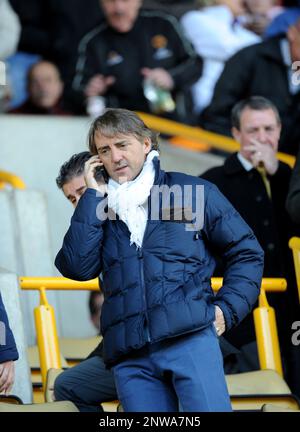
[{"x1": 181, "y1": 0, "x2": 260, "y2": 113}]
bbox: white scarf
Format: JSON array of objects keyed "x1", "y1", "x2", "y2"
[{"x1": 107, "y1": 150, "x2": 159, "y2": 248}]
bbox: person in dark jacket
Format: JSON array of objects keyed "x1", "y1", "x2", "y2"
[
  {"x1": 0, "y1": 292, "x2": 19, "y2": 394},
  {"x1": 54, "y1": 150, "x2": 238, "y2": 411},
  {"x1": 53, "y1": 151, "x2": 117, "y2": 412},
  {"x1": 202, "y1": 96, "x2": 300, "y2": 396},
  {"x1": 201, "y1": 18, "x2": 300, "y2": 155},
  {"x1": 55, "y1": 108, "x2": 264, "y2": 412},
  {"x1": 71, "y1": 0, "x2": 202, "y2": 121},
  {"x1": 286, "y1": 145, "x2": 300, "y2": 223}
]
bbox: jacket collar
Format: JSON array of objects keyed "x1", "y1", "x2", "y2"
[
  {"x1": 259, "y1": 35, "x2": 286, "y2": 65},
  {"x1": 223, "y1": 153, "x2": 252, "y2": 176}
]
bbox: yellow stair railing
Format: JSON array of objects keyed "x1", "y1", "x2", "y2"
[
  {"x1": 136, "y1": 112, "x2": 296, "y2": 168},
  {"x1": 0, "y1": 170, "x2": 26, "y2": 190},
  {"x1": 288, "y1": 236, "x2": 300, "y2": 303},
  {"x1": 20, "y1": 276, "x2": 286, "y2": 389}
]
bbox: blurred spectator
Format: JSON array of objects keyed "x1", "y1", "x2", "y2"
[
  {"x1": 265, "y1": 5, "x2": 300, "y2": 37},
  {"x1": 71, "y1": 0, "x2": 202, "y2": 122},
  {"x1": 142, "y1": 0, "x2": 198, "y2": 18},
  {"x1": 242, "y1": 0, "x2": 284, "y2": 36},
  {"x1": 202, "y1": 96, "x2": 300, "y2": 395},
  {"x1": 7, "y1": 0, "x2": 104, "y2": 109},
  {"x1": 89, "y1": 291, "x2": 104, "y2": 333},
  {"x1": 286, "y1": 146, "x2": 300, "y2": 223},
  {"x1": 9, "y1": 61, "x2": 70, "y2": 115},
  {"x1": 0, "y1": 0, "x2": 20, "y2": 111},
  {"x1": 181, "y1": 0, "x2": 260, "y2": 113},
  {"x1": 201, "y1": 18, "x2": 300, "y2": 155}
]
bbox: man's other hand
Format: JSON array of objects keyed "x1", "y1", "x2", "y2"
[
  {"x1": 0, "y1": 361, "x2": 15, "y2": 395},
  {"x1": 214, "y1": 305, "x2": 226, "y2": 336}
]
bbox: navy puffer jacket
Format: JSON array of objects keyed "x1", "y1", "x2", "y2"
[{"x1": 56, "y1": 159, "x2": 264, "y2": 366}]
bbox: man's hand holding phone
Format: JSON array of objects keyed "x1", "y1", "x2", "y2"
[{"x1": 84, "y1": 155, "x2": 108, "y2": 195}]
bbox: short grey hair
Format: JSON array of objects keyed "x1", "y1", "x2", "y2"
[
  {"x1": 231, "y1": 96, "x2": 281, "y2": 130},
  {"x1": 88, "y1": 108, "x2": 160, "y2": 154}
]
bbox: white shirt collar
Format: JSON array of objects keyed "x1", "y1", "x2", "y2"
[{"x1": 237, "y1": 152, "x2": 254, "y2": 171}]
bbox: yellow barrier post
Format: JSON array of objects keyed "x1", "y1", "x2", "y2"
[
  {"x1": 212, "y1": 277, "x2": 286, "y2": 376},
  {"x1": 253, "y1": 289, "x2": 283, "y2": 376},
  {"x1": 0, "y1": 170, "x2": 26, "y2": 189},
  {"x1": 288, "y1": 237, "x2": 300, "y2": 303},
  {"x1": 34, "y1": 287, "x2": 62, "y2": 390}
]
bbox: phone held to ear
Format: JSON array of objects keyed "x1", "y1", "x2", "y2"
[{"x1": 94, "y1": 165, "x2": 109, "y2": 183}]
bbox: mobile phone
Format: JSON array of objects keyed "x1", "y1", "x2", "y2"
[{"x1": 94, "y1": 165, "x2": 109, "y2": 183}]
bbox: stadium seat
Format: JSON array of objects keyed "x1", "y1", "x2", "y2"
[{"x1": 0, "y1": 401, "x2": 79, "y2": 412}]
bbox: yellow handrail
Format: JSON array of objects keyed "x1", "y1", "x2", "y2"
[
  {"x1": 136, "y1": 112, "x2": 296, "y2": 168},
  {"x1": 0, "y1": 170, "x2": 26, "y2": 189},
  {"x1": 288, "y1": 236, "x2": 300, "y2": 303},
  {"x1": 20, "y1": 276, "x2": 285, "y2": 293},
  {"x1": 20, "y1": 276, "x2": 99, "y2": 291},
  {"x1": 20, "y1": 276, "x2": 286, "y2": 387}
]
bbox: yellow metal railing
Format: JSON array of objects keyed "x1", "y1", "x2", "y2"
[
  {"x1": 0, "y1": 170, "x2": 26, "y2": 189},
  {"x1": 288, "y1": 237, "x2": 300, "y2": 303},
  {"x1": 20, "y1": 276, "x2": 286, "y2": 389},
  {"x1": 137, "y1": 112, "x2": 296, "y2": 168}
]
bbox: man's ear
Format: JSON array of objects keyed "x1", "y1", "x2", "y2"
[
  {"x1": 144, "y1": 137, "x2": 152, "y2": 154},
  {"x1": 231, "y1": 127, "x2": 241, "y2": 143}
]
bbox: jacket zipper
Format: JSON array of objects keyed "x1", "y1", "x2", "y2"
[{"x1": 138, "y1": 247, "x2": 151, "y2": 343}]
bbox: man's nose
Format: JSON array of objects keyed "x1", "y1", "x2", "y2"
[
  {"x1": 111, "y1": 148, "x2": 122, "y2": 163},
  {"x1": 114, "y1": 0, "x2": 125, "y2": 13},
  {"x1": 257, "y1": 128, "x2": 268, "y2": 143}
]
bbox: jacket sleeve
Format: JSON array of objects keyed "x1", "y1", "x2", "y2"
[
  {"x1": 55, "y1": 189, "x2": 107, "y2": 281},
  {"x1": 286, "y1": 148, "x2": 300, "y2": 224},
  {"x1": 0, "y1": 292, "x2": 19, "y2": 363},
  {"x1": 203, "y1": 183, "x2": 264, "y2": 331}
]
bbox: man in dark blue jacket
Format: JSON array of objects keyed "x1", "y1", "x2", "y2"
[
  {"x1": 55, "y1": 108, "x2": 264, "y2": 412},
  {"x1": 0, "y1": 292, "x2": 19, "y2": 394}
]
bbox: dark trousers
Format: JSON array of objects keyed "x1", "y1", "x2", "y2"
[{"x1": 54, "y1": 356, "x2": 117, "y2": 412}]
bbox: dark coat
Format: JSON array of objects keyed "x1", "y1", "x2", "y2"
[
  {"x1": 201, "y1": 36, "x2": 300, "y2": 155},
  {"x1": 55, "y1": 159, "x2": 263, "y2": 366},
  {"x1": 286, "y1": 146, "x2": 300, "y2": 224},
  {"x1": 0, "y1": 293, "x2": 18, "y2": 363},
  {"x1": 202, "y1": 153, "x2": 299, "y2": 346},
  {"x1": 71, "y1": 11, "x2": 202, "y2": 120}
]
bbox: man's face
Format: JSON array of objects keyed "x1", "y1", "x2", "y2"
[
  {"x1": 28, "y1": 62, "x2": 63, "y2": 109},
  {"x1": 232, "y1": 108, "x2": 281, "y2": 160},
  {"x1": 100, "y1": 0, "x2": 141, "y2": 32},
  {"x1": 94, "y1": 131, "x2": 151, "y2": 184},
  {"x1": 243, "y1": 0, "x2": 273, "y2": 15},
  {"x1": 62, "y1": 175, "x2": 87, "y2": 208}
]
